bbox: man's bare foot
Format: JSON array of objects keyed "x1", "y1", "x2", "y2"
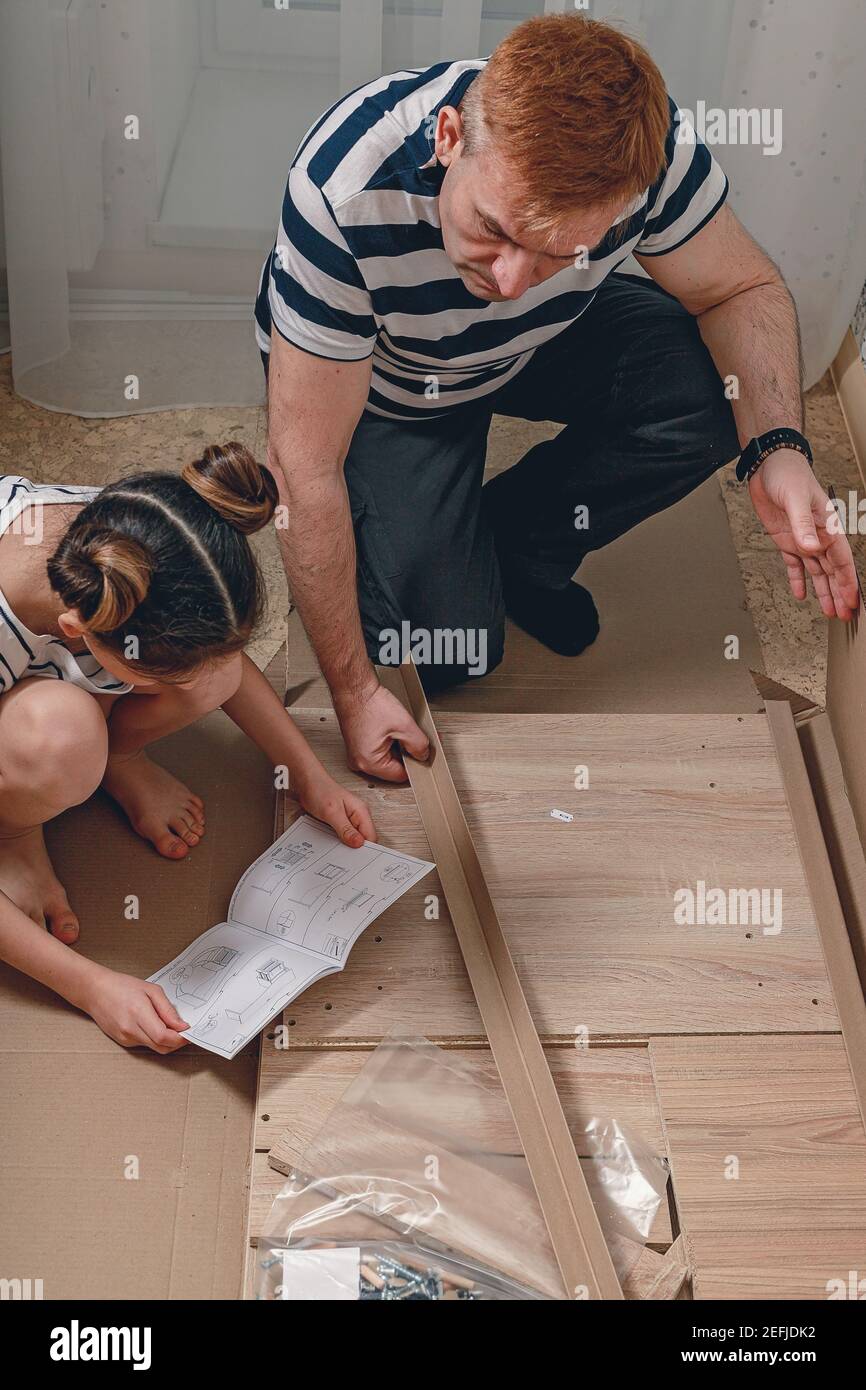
[
  {"x1": 0, "y1": 827, "x2": 80, "y2": 942},
  {"x1": 102, "y1": 752, "x2": 206, "y2": 859}
]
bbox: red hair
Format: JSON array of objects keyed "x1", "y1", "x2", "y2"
[{"x1": 461, "y1": 14, "x2": 670, "y2": 231}]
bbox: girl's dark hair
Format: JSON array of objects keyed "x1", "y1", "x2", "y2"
[{"x1": 46, "y1": 442, "x2": 279, "y2": 678}]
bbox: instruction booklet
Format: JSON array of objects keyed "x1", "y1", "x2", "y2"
[{"x1": 149, "y1": 814, "x2": 434, "y2": 1059}]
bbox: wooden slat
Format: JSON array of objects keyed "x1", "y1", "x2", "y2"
[
  {"x1": 650, "y1": 1034, "x2": 866, "y2": 1300},
  {"x1": 382, "y1": 661, "x2": 622, "y2": 1300},
  {"x1": 798, "y1": 711, "x2": 866, "y2": 997},
  {"x1": 766, "y1": 700, "x2": 866, "y2": 1130},
  {"x1": 277, "y1": 709, "x2": 836, "y2": 1041}
]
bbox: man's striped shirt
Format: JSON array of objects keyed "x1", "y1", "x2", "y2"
[{"x1": 255, "y1": 59, "x2": 728, "y2": 421}]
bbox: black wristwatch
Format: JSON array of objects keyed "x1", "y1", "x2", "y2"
[{"x1": 736, "y1": 428, "x2": 813, "y2": 483}]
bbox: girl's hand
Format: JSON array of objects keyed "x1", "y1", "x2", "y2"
[
  {"x1": 82, "y1": 967, "x2": 189, "y2": 1053},
  {"x1": 296, "y1": 776, "x2": 377, "y2": 848}
]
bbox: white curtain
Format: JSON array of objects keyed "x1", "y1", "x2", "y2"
[
  {"x1": 0, "y1": 0, "x2": 864, "y2": 414},
  {"x1": 718, "y1": 0, "x2": 866, "y2": 384}
]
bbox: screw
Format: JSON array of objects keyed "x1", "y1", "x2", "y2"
[
  {"x1": 376, "y1": 1256, "x2": 418, "y2": 1282},
  {"x1": 394, "y1": 1278, "x2": 426, "y2": 1299}
]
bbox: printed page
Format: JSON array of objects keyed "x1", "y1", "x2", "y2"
[
  {"x1": 148, "y1": 816, "x2": 434, "y2": 1059},
  {"x1": 227, "y1": 814, "x2": 434, "y2": 966},
  {"x1": 148, "y1": 920, "x2": 332, "y2": 1059}
]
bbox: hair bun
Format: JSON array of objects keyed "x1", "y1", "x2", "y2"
[
  {"x1": 53, "y1": 532, "x2": 152, "y2": 634},
  {"x1": 182, "y1": 442, "x2": 278, "y2": 535}
]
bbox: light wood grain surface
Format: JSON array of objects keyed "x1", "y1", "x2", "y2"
[
  {"x1": 650, "y1": 1034, "x2": 866, "y2": 1299},
  {"x1": 251, "y1": 704, "x2": 864, "y2": 1301},
  {"x1": 256, "y1": 1044, "x2": 667, "y2": 1154},
  {"x1": 278, "y1": 710, "x2": 836, "y2": 1040}
]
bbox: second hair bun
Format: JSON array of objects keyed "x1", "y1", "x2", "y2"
[{"x1": 182, "y1": 442, "x2": 278, "y2": 535}]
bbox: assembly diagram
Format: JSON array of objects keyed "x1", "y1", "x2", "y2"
[
  {"x1": 227, "y1": 816, "x2": 432, "y2": 960},
  {"x1": 170, "y1": 945, "x2": 241, "y2": 1004},
  {"x1": 148, "y1": 815, "x2": 433, "y2": 1060}
]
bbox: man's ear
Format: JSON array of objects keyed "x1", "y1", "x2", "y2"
[
  {"x1": 57, "y1": 609, "x2": 86, "y2": 640},
  {"x1": 434, "y1": 105, "x2": 464, "y2": 167}
]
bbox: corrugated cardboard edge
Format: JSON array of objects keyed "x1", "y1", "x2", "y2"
[
  {"x1": 765, "y1": 699, "x2": 866, "y2": 1132},
  {"x1": 173, "y1": 1056, "x2": 259, "y2": 1299},
  {"x1": 380, "y1": 660, "x2": 623, "y2": 1301}
]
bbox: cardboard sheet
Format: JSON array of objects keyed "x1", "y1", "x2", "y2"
[
  {"x1": 0, "y1": 711, "x2": 275, "y2": 1299},
  {"x1": 286, "y1": 475, "x2": 765, "y2": 716}
]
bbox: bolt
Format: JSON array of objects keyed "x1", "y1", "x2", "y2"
[{"x1": 376, "y1": 1256, "x2": 418, "y2": 1282}]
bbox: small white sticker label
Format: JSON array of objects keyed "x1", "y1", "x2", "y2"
[
  {"x1": 277, "y1": 1247, "x2": 360, "y2": 1301},
  {"x1": 550, "y1": 809, "x2": 574, "y2": 822}
]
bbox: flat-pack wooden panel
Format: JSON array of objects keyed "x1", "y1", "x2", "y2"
[
  {"x1": 686, "y1": 1231, "x2": 866, "y2": 1300},
  {"x1": 281, "y1": 711, "x2": 837, "y2": 1040},
  {"x1": 250, "y1": 1045, "x2": 673, "y2": 1278},
  {"x1": 246, "y1": 1149, "x2": 677, "y2": 1300},
  {"x1": 248, "y1": 1155, "x2": 673, "y2": 1250},
  {"x1": 650, "y1": 1034, "x2": 866, "y2": 1299},
  {"x1": 256, "y1": 1044, "x2": 667, "y2": 1155}
]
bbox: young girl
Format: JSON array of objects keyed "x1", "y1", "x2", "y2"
[{"x1": 0, "y1": 443, "x2": 376, "y2": 1054}]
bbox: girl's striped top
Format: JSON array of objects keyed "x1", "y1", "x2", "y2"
[{"x1": 0, "y1": 476, "x2": 133, "y2": 696}]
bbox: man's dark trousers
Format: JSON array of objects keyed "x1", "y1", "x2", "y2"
[{"x1": 288, "y1": 272, "x2": 741, "y2": 691}]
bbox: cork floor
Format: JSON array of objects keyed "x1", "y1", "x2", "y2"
[{"x1": 0, "y1": 353, "x2": 859, "y2": 699}]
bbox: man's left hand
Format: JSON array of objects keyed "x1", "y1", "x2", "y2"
[{"x1": 748, "y1": 449, "x2": 859, "y2": 620}]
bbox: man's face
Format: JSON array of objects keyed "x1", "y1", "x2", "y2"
[{"x1": 435, "y1": 108, "x2": 620, "y2": 303}]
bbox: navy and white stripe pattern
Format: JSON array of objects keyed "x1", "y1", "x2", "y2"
[
  {"x1": 255, "y1": 61, "x2": 728, "y2": 421},
  {"x1": 0, "y1": 476, "x2": 133, "y2": 696}
]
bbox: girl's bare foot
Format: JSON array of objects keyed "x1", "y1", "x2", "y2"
[
  {"x1": 0, "y1": 827, "x2": 80, "y2": 943},
  {"x1": 102, "y1": 752, "x2": 205, "y2": 859}
]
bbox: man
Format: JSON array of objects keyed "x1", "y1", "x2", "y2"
[{"x1": 257, "y1": 13, "x2": 857, "y2": 783}]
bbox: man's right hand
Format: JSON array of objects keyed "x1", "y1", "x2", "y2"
[{"x1": 336, "y1": 682, "x2": 430, "y2": 783}]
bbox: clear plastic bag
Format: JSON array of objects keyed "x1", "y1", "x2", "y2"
[
  {"x1": 256, "y1": 1034, "x2": 669, "y2": 1301},
  {"x1": 258, "y1": 1238, "x2": 546, "y2": 1301},
  {"x1": 580, "y1": 1115, "x2": 669, "y2": 1247}
]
